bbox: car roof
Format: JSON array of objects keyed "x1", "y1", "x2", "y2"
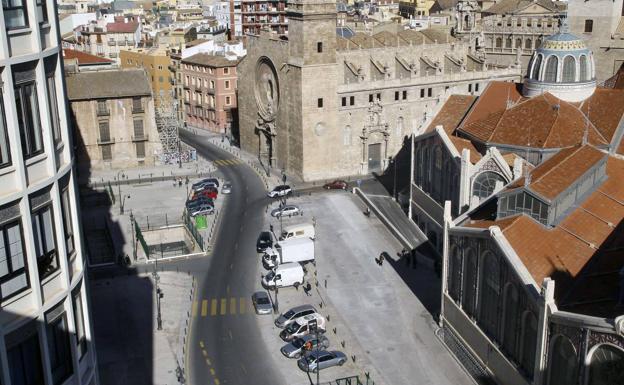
[
  {"x1": 287, "y1": 304, "x2": 316, "y2": 313},
  {"x1": 253, "y1": 291, "x2": 269, "y2": 298}
]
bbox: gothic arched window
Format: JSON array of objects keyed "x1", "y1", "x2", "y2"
[
  {"x1": 473, "y1": 172, "x2": 506, "y2": 200},
  {"x1": 562, "y1": 56, "x2": 576, "y2": 82},
  {"x1": 544, "y1": 55, "x2": 558, "y2": 82},
  {"x1": 462, "y1": 248, "x2": 478, "y2": 317},
  {"x1": 479, "y1": 251, "x2": 501, "y2": 339},
  {"x1": 506, "y1": 37, "x2": 512, "y2": 48},
  {"x1": 449, "y1": 244, "x2": 462, "y2": 302},
  {"x1": 536, "y1": 37, "x2": 543, "y2": 49},
  {"x1": 531, "y1": 54, "x2": 542, "y2": 80},
  {"x1": 520, "y1": 311, "x2": 538, "y2": 378},
  {"x1": 580, "y1": 55, "x2": 589, "y2": 81},
  {"x1": 548, "y1": 336, "x2": 578, "y2": 385},
  {"x1": 433, "y1": 146, "x2": 443, "y2": 200},
  {"x1": 343, "y1": 125, "x2": 352, "y2": 146},
  {"x1": 502, "y1": 283, "x2": 520, "y2": 360},
  {"x1": 525, "y1": 38, "x2": 532, "y2": 49},
  {"x1": 516, "y1": 38, "x2": 522, "y2": 48},
  {"x1": 496, "y1": 37, "x2": 503, "y2": 48},
  {"x1": 587, "y1": 344, "x2": 624, "y2": 385}
]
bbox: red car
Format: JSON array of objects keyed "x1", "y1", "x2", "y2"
[
  {"x1": 193, "y1": 187, "x2": 218, "y2": 200},
  {"x1": 323, "y1": 180, "x2": 349, "y2": 190}
]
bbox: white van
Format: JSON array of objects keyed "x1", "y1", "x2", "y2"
[
  {"x1": 280, "y1": 223, "x2": 315, "y2": 241},
  {"x1": 261, "y1": 262, "x2": 305, "y2": 289},
  {"x1": 263, "y1": 237, "x2": 315, "y2": 270}
]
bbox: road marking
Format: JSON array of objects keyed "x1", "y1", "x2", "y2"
[
  {"x1": 199, "y1": 341, "x2": 205, "y2": 348},
  {"x1": 201, "y1": 300, "x2": 208, "y2": 317},
  {"x1": 226, "y1": 285, "x2": 230, "y2": 294},
  {"x1": 220, "y1": 298, "x2": 227, "y2": 315},
  {"x1": 239, "y1": 297, "x2": 246, "y2": 314},
  {"x1": 230, "y1": 263, "x2": 233, "y2": 270},
  {"x1": 234, "y1": 242, "x2": 238, "y2": 250},
  {"x1": 192, "y1": 301, "x2": 198, "y2": 317},
  {"x1": 206, "y1": 358, "x2": 212, "y2": 366},
  {"x1": 214, "y1": 379, "x2": 220, "y2": 385},
  {"x1": 241, "y1": 364, "x2": 247, "y2": 374},
  {"x1": 211, "y1": 299, "x2": 217, "y2": 316},
  {"x1": 210, "y1": 368, "x2": 215, "y2": 376},
  {"x1": 229, "y1": 330, "x2": 233, "y2": 340},
  {"x1": 230, "y1": 298, "x2": 236, "y2": 314},
  {"x1": 202, "y1": 350, "x2": 208, "y2": 358}
]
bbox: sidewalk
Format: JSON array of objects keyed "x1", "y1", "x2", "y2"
[{"x1": 90, "y1": 271, "x2": 194, "y2": 385}]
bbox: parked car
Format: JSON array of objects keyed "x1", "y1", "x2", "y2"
[
  {"x1": 192, "y1": 179, "x2": 219, "y2": 192},
  {"x1": 189, "y1": 203, "x2": 214, "y2": 217},
  {"x1": 275, "y1": 304, "x2": 317, "y2": 328},
  {"x1": 221, "y1": 182, "x2": 232, "y2": 194},
  {"x1": 192, "y1": 188, "x2": 218, "y2": 200},
  {"x1": 251, "y1": 291, "x2": 272, "y2": 315},
  {"x1": 186, "y1": 196, "x2": 213, "y2": 210},
  {"x1": 281, "y1": 334, "x2": 330, "y2": 359},
  {"x1": 267, "y1": 185, "x2": 292, "y2": 198},
  {"x1": 297, "y1": 351, "x2": 347, "y2": 372},
  {"x1": 270, "y1": 205, "x2": 300, "y2": 218},
  {"x1": 256, "y1": 231, "x2": 273, "y2": 253},
  {"x1": 279, "y1": 313, "x2": 326, "y2": 341},
  {"x1": 323, "y1": 180, "x2": 349, "y2": 190}
]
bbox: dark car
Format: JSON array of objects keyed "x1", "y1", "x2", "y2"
[
  {"x1": 256, "y1": 231, "x2": 273, "y2": 253},
  {"x1": 323, "y1": 180, "x2": 349, "y2": 190},
  {"x1": 185, "y1": 196, "x2": 213, "y2": 210}
]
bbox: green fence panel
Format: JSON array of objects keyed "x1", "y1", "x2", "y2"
[{"x1": 195, "y1": 215, "x2": 207, "y2": 230}]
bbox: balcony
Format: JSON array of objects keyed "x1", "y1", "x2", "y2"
[
  {"x1": 108, "y1": 40, "x2": 116, "y2": 46},
  {"x1": 132, "y1": 105, "x2": 144, "y2": 114},
  {"x1": 132, "y1": 134, "x2": 148, "y2": 142},
  {"x1": 97, "y1": 137, "x2": 115, "y2": 145},
  {"x1": 96, "y1": 108, "x2": 110, "y2": 116}
]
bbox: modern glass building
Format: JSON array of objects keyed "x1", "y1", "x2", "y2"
[{"x1": 0, "y1": 1, "x2": 98, "y2": 384}]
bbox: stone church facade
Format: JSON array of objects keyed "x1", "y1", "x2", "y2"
[{"x1": 237, "y1": 0, "x2": 521, "y2": 181}]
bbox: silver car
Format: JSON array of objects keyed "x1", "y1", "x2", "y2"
[
  {"x1": 281, "y1": 334, "x2": 330, "y2": 359},
  {"x1": 251, "y1": 291, "x2": 272, "y2": 315},
  {"x1": 275, "y1": 305, "x2": 317, "y2": 328},
  {"x1": 270, "y1": 205, "x2": 300, "y2": 218},
  {"x1": 221, "y1": 182, "x2": 232, "y2": 194},
  {"x1": 297, "y1": 350, "x2": 347, "y2": 372}
]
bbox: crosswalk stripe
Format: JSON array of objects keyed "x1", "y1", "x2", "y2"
[
  {"x1": 239, "y1": 297, "x2": 245, "y2": 314},
  {"x1": 220, "y1": 298, "x2": 227, "y2": 315},
  {"x1": 211, "y1": 299, "x2": 217, "y2": 316},
  {"x1": 201, "y1": 300, "x2": 208, "y2": 317},
  {"x1": 192, "y1": 301, "x2": 198, "y2": 317},
  {"x1": 230, "y1": 298, "x2": 236, "y2": 314}
]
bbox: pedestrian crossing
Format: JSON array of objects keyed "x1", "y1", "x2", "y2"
[
  {"x1": 192, "y1": 297, "x2": 256, "y2": 317},
  {"x1": 213, "y1": 158, "x2": 244, "y2": 166}
]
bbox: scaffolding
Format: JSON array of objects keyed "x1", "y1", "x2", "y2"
[{"x1": 155, "y1": 94, "x2": 182, "y2": 155}]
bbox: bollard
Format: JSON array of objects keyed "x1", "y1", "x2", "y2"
[
  {"x1": 332, "y1": 327, "x2": 337, "y2": 334},
  {"x1": 352, "y1": 355, "x2": 356, "y2": 363},
  {"x1": 341, "y1": 340, "x2": 345, "y2": 348},
  {"x1": 324, "y1": 279, "x2": 327, "y2": 288}
]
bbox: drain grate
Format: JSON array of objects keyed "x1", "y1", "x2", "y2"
[{"x1": 437, "y1": 324, "x2": 498, "y2": 385}]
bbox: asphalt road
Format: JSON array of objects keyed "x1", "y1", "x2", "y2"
[{"x1": 181, "y1": 130, "x2": 286, "y2": 385}]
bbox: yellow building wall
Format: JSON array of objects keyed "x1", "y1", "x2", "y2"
[{"x1": 120, "y1": 49, "x2": 173, "y2": 105}]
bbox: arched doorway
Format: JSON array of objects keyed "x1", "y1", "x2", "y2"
[{"x1": 586, "y1": 344, "x2": 624, "y2": 385}]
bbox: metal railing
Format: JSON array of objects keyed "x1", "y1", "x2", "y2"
[
  {"x1": 96, "y1": 137, "x2": 115, "y2": 144},
  {"x1": 183, "y1": 210, "x2": 205, "y2": 252}
]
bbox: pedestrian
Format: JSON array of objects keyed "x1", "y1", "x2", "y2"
[
  {"x1": 377, "y1": 252, "x2": 385, "y2": 266},
  {"x1": 178, "y1": 177, "x2": 182, "y2": 187},
  {"x1": 304, "y1": 282, "x2": 312, "y2": 296}
]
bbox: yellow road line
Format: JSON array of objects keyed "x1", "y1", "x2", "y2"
[
  {"x1": 199, "y1": 341, "x2": 205, "y2": 348},
  {"x1": 202, "y1": 350, "x2": 208, "y2": 358},
  {"x1": 230, "y1": 298, "x2": 236, "y2": 314},
  {"x1": 210, "y1": 368, "x2": 215, "y2": 376},
  {"x1": 201, "y1": 300, "x2": 208, "y2": 317},
  {"x1": 206, "y1": 358, "x2": 211, "y2": 366},
  {"x1": 192, "y1": 301, "x2": 198, "y2": 317},
  {"x1": 214, "y1": 378, "x2": 220, "y2": 385},
  {"x1": 211, "y1": 299, "x2": 217, "y2": 316},
  {"x1": 220, "y1": 298, "x2": 227, "y2": 315},
  {"x1": 239, "y1": 297, "x2": 245, "y2": 314}
]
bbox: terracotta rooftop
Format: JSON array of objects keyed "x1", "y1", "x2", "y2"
[
  {"x1": 448, "y1": 136, "x2": 482, "y2": 164},
  {"x1": 106, "y1": 21, "x2": 139, "y2": 34},
  {"x1": 602, "y1": 63, "x2": 624, "y2": 89},
  {"x1": 462, "y1": 155, "x2": 624, "y2": 318},
  {"x1": 63, "y1": 48, "x2": 114, "y2": 65},
  {"x1": 578, "y1": 88, "x2": 624, "y2": 146},
  {"x1": 336, "y1": 28, "x2": 455, "y2": 51},
  {"x1": 459, "y1": 92, "x2": 609, "y2": 149},
  {"x1": 461, "y1": 81, "x2": 524, "y2": 127},
  {"x1": 65, "y1": 69, "x2": 152, "y2": 100},
  {"x1": 426, "y1": 95, "x2": 476, "y2": 134},
  {"x1": 506, "y1": 145, "x2": 606, "y2": 201},
  {"x1": 483, "y1": 0, "x2": 561, "y2": 14}
]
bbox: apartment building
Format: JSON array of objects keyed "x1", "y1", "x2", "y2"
[
  {"x1": 0, "y1": 0, "x2": 98, "y2": 384},
  {"x1": 66, "y1": 69, "x2": 163, "y2": 170},
  {"x1": 120, "y1": 46, "x2": 173, "y2": 104}
]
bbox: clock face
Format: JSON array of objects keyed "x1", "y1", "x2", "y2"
[{"x1": 255, "y1": 58, "x2": 279, "y2": 121}]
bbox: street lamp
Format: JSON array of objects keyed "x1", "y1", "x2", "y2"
[
  {"x1": 120, "y1": 194, "x2": 130, "y2": 215},
  {"x1": 390, "y1": 157, "x2": 398, "y2": 202},
  {"x1": 116, "y1": 170, "x2": 125, "y2": 210}
]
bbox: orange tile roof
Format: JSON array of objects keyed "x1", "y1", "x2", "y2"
[
  {"x1": 578, "y1": 88, "x2": 624, "y2": 146},
  {"x1": 507, "y1": 146, "x2": 606, "y2": 201},
  {"x1": 426, "y1": 95, "x2": 476, "y2": 134},
  {"x1": 462, "y1": 81, "x2": 524, "y2": 127},
  {"x1": 448, "y1": 136, "x2": 482, "y2": 164},
  {"x1": 463, "y1": 156, "x2": 624, "y2": 317},
  {"x1": 63, "y1": 48, "x2": 114, "y2": 64},
  {"x1": 460, "y1": 93, "x2": 609, "y2": 149}
]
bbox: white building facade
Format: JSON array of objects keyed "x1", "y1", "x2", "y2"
[{"x1": 0, "y1": 0, "x2": 98, "y2": 384}]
